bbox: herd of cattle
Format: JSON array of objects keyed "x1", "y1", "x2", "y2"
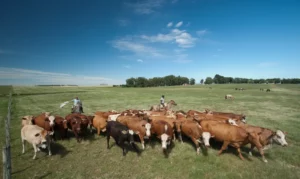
[{"x1": 20, "y1": 100, "x2": 288, "y2": 163}]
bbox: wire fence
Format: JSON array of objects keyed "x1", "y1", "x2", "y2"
[{"x1": 2, "y1": 92, "x2": 12, "y2": 179}]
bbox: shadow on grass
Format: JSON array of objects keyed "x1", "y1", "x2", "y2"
[
  {"x1": 50, "y1": 142, "x2": 72, "y2": 158},
  {"x1": 180, "y1": 134, "x2": 209, "y2": 156},
  {"x1": 12, "y1": 165, "x2": 34, "y2": 175},
  {"x1": 107, "y1": 138, "x2": 142, "y2": 157},
  {"x1": 35, "y1": 172, "x2": 52, "y2": 179}
]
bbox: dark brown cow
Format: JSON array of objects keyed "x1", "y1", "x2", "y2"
[
  {"x1": 53, "y1": 115, "x2": 68, "y2": 140},
  {"x1": 199, "y1": 120, "x2": 267, "y2": 162},
  {"x1": 67, "y1": 116, "x2": 84, "y2": 142}
]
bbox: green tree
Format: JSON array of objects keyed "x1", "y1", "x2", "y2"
[
  {"x1": 200, "y1": 79, "x2": 204, "y2": 84},
  {"x1": 189, "y1": 78, "x2": 195, "y2": 85},
  {"x1": 205, "y1": 77, "x2": 213, "y2": 84}
]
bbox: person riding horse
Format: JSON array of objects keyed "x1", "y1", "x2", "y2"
[
  {"x1": 160, "y1": 95, "x2": 165, "y2": 110},
  {"x1": 72, "y1": 97, "x2": 84, "y2": 113}
]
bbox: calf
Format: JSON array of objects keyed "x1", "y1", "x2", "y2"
[
  {"x1": 225, "y1": 94, "x2": 234, "y2": 99},
  {"x1": 21, "y1": 125, "x2": 53, "y2": 159},
  {"x1": 149, "y1": 119, "x2": 174, "y2": 150},
  {"x1": 200, "y1": 121, "x2": 267, "y2": 162},
  {"x1": 106, "y1": 121, "x2": 139, "y2": 156}
]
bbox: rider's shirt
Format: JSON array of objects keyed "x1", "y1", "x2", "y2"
[
  {"x1": 160, "y1": 97, "x2": 164, "y2": 104},
  {"x1": 73, "y1": 99, "x2": 80, "y2": 105}
]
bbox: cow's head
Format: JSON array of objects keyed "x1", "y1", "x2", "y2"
[
  {"x1": 72, "y1": 117, "x2": 82, "y2": 132},
  {"x1": 143, "y1": 123, "x2": 151, "y2": 137},
  {"x1": 169, "y1": 100, "x2": 177, "y2": 106},
  {"x1": 228, "y1": 119, "x2": 238, "y2": 126},
  {"x1": 161, "y1": 133, "x2": 171, "y2": 149},
  {"x1": 273, "y1": 130, "x2": 288, "y2": 146},
  {"x1": 63, "y1": 119, "x2": 68, "y2": 129},
  {"x1": 36, "y1": 130, "x2": 53, "y2": 149},
  {"x1": 48, "y1": 116, "x2": 56, "y2": 126},
  {"x1": 202, "y1": 132, "x2": 212, "y2": 147}
]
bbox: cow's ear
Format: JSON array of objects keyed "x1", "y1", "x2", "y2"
[
  {"x1": 142, "y1": 124, "x2": 145, "y2": 127},
  {"x1": 35, "y1": 133, "x2": 40, "y2": 137},
  {"x1": 121, "y1": 130, "x2": 128, "y2": 134},
  {"x1": 48, "y1": 131, "x2": 54, "y2": 136}
]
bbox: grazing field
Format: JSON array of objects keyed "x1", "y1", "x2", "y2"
[{"x1": 1, "y1": 84, "x2": 300, "y2": 179}]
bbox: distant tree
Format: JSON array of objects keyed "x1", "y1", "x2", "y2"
[
  {"x1": 126, "y1": 77, "x2": 136, "y2": 87},
  {"x1": 200, "y1": 79, "x2": 204, "y2": 84},
  {"x1": 205, "y1": 77, "x2": 213, "y2": 84},
  {"x1": 189, "y1": 78, "x2": 195, "y2": 85}
]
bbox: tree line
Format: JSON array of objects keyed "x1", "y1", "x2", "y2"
[
  {"x1": 118, "y1": 74, "x2": 300, "y2": 87},
  {"x1": 204, "y1": 74, "x2": 300, "y2": 84},
  {"x1": 123, "y1": 75, "x2": 195, "y2": 87}
]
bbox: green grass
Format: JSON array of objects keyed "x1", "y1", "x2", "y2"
[{"x1": 1, "y1": 84, "x2": 300, "y2": 179}]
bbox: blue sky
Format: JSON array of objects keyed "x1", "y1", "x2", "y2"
[{"x1": 0, "y1": 0, "x2": 299, "y2": 85}]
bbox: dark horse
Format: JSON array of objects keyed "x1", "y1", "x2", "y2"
[{"x1": 71, "y1": 101, "x2": 83, "y2": 114}]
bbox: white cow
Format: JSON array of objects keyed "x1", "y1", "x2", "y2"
[{"x1": 21, "y1": 125, "x2": 53, "y2": 159}]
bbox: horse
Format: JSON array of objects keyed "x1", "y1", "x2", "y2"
[
  {"x1": 149, "y1": 100, "x2": 177, "y2": 111},
  {"x1": 225, "y1": 94, "x2": 234, "y2": 100},
  {"x1": 71, "y1": 101, "x2": 83, "y2": 114}
]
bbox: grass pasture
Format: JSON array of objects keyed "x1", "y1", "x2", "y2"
[{"x1": 1, "y1": 84, "x2": 300, "y2": 179}]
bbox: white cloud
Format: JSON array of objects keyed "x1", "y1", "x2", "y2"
[
  {"x1": 124, "y1": 65, "x2": 131, "y2": 69},
  {"x1": 141, "y1": 28, "x2": 197, "y2": 48},
  {"x1": 111, "y1": 39, "x2": 162, "y2": 57},
  {"x1": 167, "y1": 22, "x2": 173, "y2": 27},
  {"x1": 137, "y1": 59, "x2": 143, "y2": 63},
  {"x1": 125, "y1": 0, "x2": 165, "y2": 14},
  {"x1": 196, "y1": 30, "x2": 208, "y2": 36},
  {"x1": 0, "y1": 67, "x2": 121, "y2": 86},
  {"x1": 175, "y1": 21, "x2": 183, "y2": 27}
]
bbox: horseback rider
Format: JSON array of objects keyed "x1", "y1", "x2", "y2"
[
  {"x1": 160, "y1": 95, "x2": 165, "y2": 109},
  {"x1": 72, "y1": 97, "x2": 84, "y2": 113}
]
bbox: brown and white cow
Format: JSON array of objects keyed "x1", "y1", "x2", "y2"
[
  {"x1": 199, "y1": 121, "x2": 267, "y2": 162},
  {"x1": 116, "y1": 115, "x2": 151, "y2": 150},
  {"x1": 21, "y1": 124, "x2": 54, "y2": 159},
  {"x1": 149, "y1": 119, "x2": 174, "y2": 150}
]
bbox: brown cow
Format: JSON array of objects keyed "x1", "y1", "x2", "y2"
[
  {"x1": 174, "y1": 120, "x2": 204, "y2": 154},
  {"x1": 205, "y1": 109, "x2": 246, "y2": 123},
  {"x1": 149, "y1": 119, "x2": 174, "y2": 150},
  {"x1": 65, "y1": 113, "x2": 93, "y2": 134},
  {"x1": 68, "y1": 116, "x2": 84, "y2": 142},
  {"x1": 92, "y1": 111, "x2": 118, "y2": 135},
  {"x1": 31, "y1": 113, "x2": 56, "y2": 137},
  {"x1": 235, "y1": 122, "x2": 288, "y2": 155},
  {"x1": 148, "y1": 115, "x2": 176, "y2": 140},
  {"x1": 53, "y1": 115, "x2": 68, "y2": 140},
  {"x1": 116, "y1": 115, "x2": 151, "y2": 150},
  {"x1": 199, "y1": 121, "x2": 267, "y2": 162}
]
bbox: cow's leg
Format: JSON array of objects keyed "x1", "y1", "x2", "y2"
[
  {"x1": 138, "y1": 134, "x2": 145, "y2": 150},
  {"x1": 258, "y1": 147, "x2": 267, "y2": 163},
  {"x1": 73, "y1": 130, "x2": 80, "y2": 143},
  {"x1": 237, "y1": 148, "x2": 245, "y2": 160},
  {"x1": 47, "y1": 136, "x2": 52, "y2": 156},
  {"x1": 191, "y1": 138, "x2": 200, "y2": 155},
  {"x1": 22, "y1": 139, "x2": 25, "y2": 154},
  {"x1": 32, "y1": 144, "x2": 38, "y2": 160},
  {"x1": 173, "y1": 130, "x2": 176, "y2": 142},
  {"x1": 97, "y1": 127, "x2": 101, "y2": 135},
  {"x1": 249, "y1": 144, "x2": 255, "y2": 156},
  {"x1": 107, "y1": 135, "x2": 110, "y2": 149},
  {"x1": 178, "y1": 132, "x2": 183, "y2": 143},
  {"x1": 218, "y1": 141, "x2": 230, "y2": 156}
]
